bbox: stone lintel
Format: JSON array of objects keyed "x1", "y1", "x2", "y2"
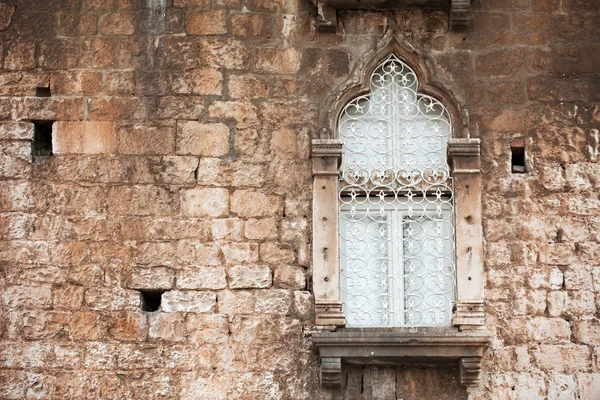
[
  {"x1": 311, "y1": 0, "x2": 471, "y2": 31},
  {"x1": 313, "y1": 329, "x2": 490, "y2": 388}
]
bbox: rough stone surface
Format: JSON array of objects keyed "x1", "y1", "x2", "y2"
[{"x1": 0, "y1": 1, "x2": 599, "y2": 399}]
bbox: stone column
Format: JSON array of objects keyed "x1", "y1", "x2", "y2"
[
  {"x1": 312, "y1": 139, "x2": 345, "y2": 327},
  {"x1": 448, "y1": 138, "x2": 486, "y2": 331}
]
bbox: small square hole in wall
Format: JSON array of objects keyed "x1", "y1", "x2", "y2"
[
  {"x1": 511, "y1": 139, "x2": 527, "y2": 173},
  {"x1": 31, "y1": 120, "x2": 54, "y2": 159},
  {"x1": 35, "y1": 86, "x2": 52, "y2": 97},
  {"x1": 140, "y1": 290, "x2": 166, "y2": 312}
]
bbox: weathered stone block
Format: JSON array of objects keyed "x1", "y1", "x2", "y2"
[
  {"x1": 117, "y1": 124, "x2": 176, "y2": 155},
  {"x1": 177, "y1": 266, "x2": 227, "y2": 290},
  {"x1": 108, "y1": 311, "x2": 147, "y2": 341},
  {"x1": 231, "y1": 190, "x2": 282, "y2": 218},
  {"x1": 181, "y1": 188, "x2": 229, "y2": 218},
  {"x1": 208, "y1": 101, "x2": 258, "y2": 127},
  {"x1": 161, "y1": 291, "x2": 217, "y2": 313},
  {"x1": 53, "y1": 121, "x2": 117, "y2": 155},
  {"x1": 53, "y1": 283, "x2": 84, "y2": 310},
  {"x1": 4, "y1": 42, "x2": 35, "y2": 70},
  {"x1": 274, "y1": 265, "x2": 306, "y2": 289},
  {"x1": 3, "y1": 285, "x2": 52, "y2": 309},
  {"x1": 171, "y1": 69, "x2": 223, "y2": 95},
  {"x1": 228, "y1": 75, "x2": 269, "y2": 99},
  {"x1": 534, "y1": 345, "x2": 591, "y2": 372},
  {"x1": 157, "y1": 156, "x2": 199, "y2": 185},
  {"x1": 245, "y1": 218, "x2": 278, "y2": 240},
  {"x1": 148, "y1": 312, "x2": 187, "y2": 342},
  {"x1": 259, "y1": 242, "x2": 295, "y2": 264},
  {"x1": 228, "y1": 265, "x2": 272, "y2": 289},
  {"x1": 186, "y1": 10, "x2": 227, "y2": 35},
  {"x1": 256, "y1": 47, "x2": 302, "y2": 74},
  {"x1": 221, "y1": 243, "x2": 259, "y2": 264},
  {"x1": 99, "y1": 12, "x2": 135, "y2": 35},
  {"x1": 212, "y1": 218, "x2": 244, "y2": 240},
  {"x1": 128, "y1": 267, "x2": 175, "y2": 290},
  {"x1": 176, "y1": 121, "x2": 230, "y2": 156}
]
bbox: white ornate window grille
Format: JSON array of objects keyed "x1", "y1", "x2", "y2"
[{"x1": 338, "y1": 54, "x2": 455, "y2": 328}]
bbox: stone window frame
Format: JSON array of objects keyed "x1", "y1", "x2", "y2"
[{"x1": 310, "y1": 38, "x2": 490, "y2": 388}]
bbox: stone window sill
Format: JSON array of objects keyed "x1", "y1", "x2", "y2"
[{"x1": 312, "y1": 328, "x2": 491, "y2": 387}]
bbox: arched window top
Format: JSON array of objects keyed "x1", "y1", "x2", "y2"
[{"x1": 339, "y1": 54, "x2": 452, "y2": 179}]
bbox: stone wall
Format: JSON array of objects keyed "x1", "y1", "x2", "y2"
[{"x1": 0, "y1": 0, "x2": 599, "y2": 398}]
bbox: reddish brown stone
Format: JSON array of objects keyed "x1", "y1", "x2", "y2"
[
  {"x1": 186, "y1": 10, "x2": 228, "y2": 35},
  {"x1": 99, "y1": 12, "x2": 136, "y2": 36}
]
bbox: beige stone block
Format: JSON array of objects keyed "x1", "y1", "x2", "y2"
[
  {"x1": 128, "y1": 267, "x2": 174, "y2": 290},
  {"x1": 117, "y1": 344, "x2": 165, "y2": 370},
  {"x1": 255, "y1": 289, "x2": 292, "y2": 314},
  {"x1": 3, "y1": 285, "x2": 52, "y2": 309},
  {"x1": 245, "y1": 218, "x2": 278, "y2": 240},
  {"x1": 256, "y1": 47, "x2": 302, "y2": 74},
  {"x1": 53, "y1": 121, "x2": 116, "y2": 155},
  {"x1": 212, "y1": 218, "x2": 244, "y2": 240},
  {"x1": 513, "y1": 289, "x2": 547, "y2": 316},
  {"x1": 228, "y1": 75, "x2": 269, "y2": 99},
  {"x1": 270, "y1": 128, "x2": 301, "y2": 159},
  {"x1": 186, "y1": 314, "x2": 229, "y2": 345},
  {"x1": 208, "y1": 101, "x2": 258, "y2": 128},
  {"x1": 180, "y1": 373, "x2": 228, "y2": 400},
  {"x1": 564, "y1": 265, "x2": 593, "y2": 290},
  {"x1": 228, "y1": 265, "x2": 272, "y2": 289},
  {"x1": 274, "y1": 265, "x2": 305, "y2": 289},
  {"x1": 218, "y1": 290, "x2": 256, "y2": 314},
  {"x1": 260, "y1": 242, "x2": 295, "y2": 264},
  {"x1": 158, "y1": 156, "x2": 199, "y2": 185},
  {"x1": 294, "y1": 291, "x2": 313, "y2": 319},
  {"x1": 186, "y1": 10, "x2": 227, "y2": 35},
  {"x1": 231, "y1": 161, "x2": 265, "y2": 187},
  {"x1": 67, "y1": 312, "x2": 108, "y2": 341},
  {"x1": 108, "y1": 186, "x2": 176, "y2": 216},
  {"x1": 181, "y1": 187, "x2": 229, "y2": 218},
  {"x1": 161, "y1": 290, "x2": 216, "y2": 313},
  {"x1": 231, "y1": 190, "x2": 282, "y2": 218},
  {"x1": 177, "y1": 266, "x2": 227, "y2": 290},
  {"x1": 548, "y1": 290, "x2": 596, "y2": 317},
  {"x1": 148, "y1": 312, "x2": 186, "y2": 342},
  {"x1": 84, "y1": 287, "x2": 141, "y2": 311},
  {"x1": 171, "y1": 69, "x2": 223, "y2": 95},
  {"x1": 84, "y1": 342, "x2": 118, "y2": 369},
  {"x1": 577, "y1": 373, "x2": 600, "y2": 399},
  {"x1": 533, "y1": 345, "x2": 590, "y2": 372},
  {"x1": 221, "y1": 243, "x2": 259, "y2": 264},
  {"x1": 573, "y1": 319, "x2": 600, "y2": 345},
  {"x1": 117, "y1": 124, "x2": 176, "y2": 155},
  {"x1": 511, "y1": 317, "x2": 571, "y2": 343},
  {"x1": 547, "y1": 373, "x2": 576, "y2": 399},
  {"x1": 176, "y1": 121, "x2": 230, "y2": 156}
]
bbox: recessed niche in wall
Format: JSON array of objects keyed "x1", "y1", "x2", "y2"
[
  {"x1": 35, "y1": 86, "x2": 52, "y2": 97},
  {"x1": 140, "y1": 290, "x2": 167, "y2": 312},
  {"x1": 511, "y1": 139, "x2": 526, "y2": 173},
  {"x1": 31, "y1": 120, "x2": 54, "y2": 160}
]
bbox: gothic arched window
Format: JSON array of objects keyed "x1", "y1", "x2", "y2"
[{"x1": 338, "y1": 55, "x2": 455, "y2": 327}]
